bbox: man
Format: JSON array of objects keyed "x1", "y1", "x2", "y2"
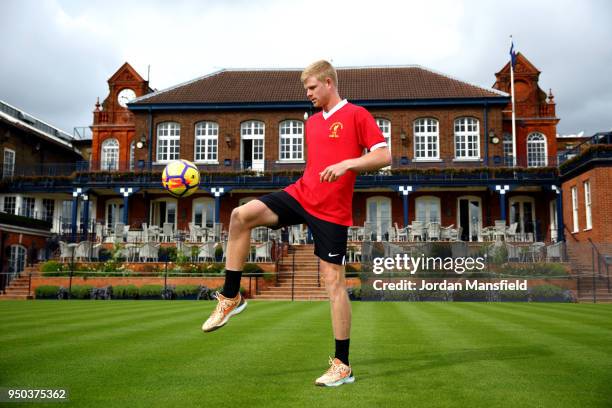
[{"x1": 202, "y1": 60, "x2": 391, "y2": 387}]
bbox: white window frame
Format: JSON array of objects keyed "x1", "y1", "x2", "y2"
[
  {"x1": 101, "y1": 138, "x2": 119, "y2": 171},
  {"x1": 527, "y1": 132, "x2": 548, "y2": 167},
  {"x1": 584, "y1": 181, "x2": 592, "y2": 230},
  {"x1": 149, "y1": 197, "x2": 177, "y2": 227},
  {"x1": 571, "y1": 186, "x2": 579, "y2": 232},
  {"x1": 415, "y1": 196, "x2": 441, "y2": 223},
  {"x1": 503, "y1": 132, "x2": 513, "y2": 165},
  {"x1": 195, "y1": 121, "x2": 219, "y2": 163},
  {"x1": 2, "y1": 196, "x2": 16, "y2": 214},
  {"x1": 366, "y1": 196, "x2": 392, "y2": 241},
  {"x1": 240, "y1": 120, "x2": 265, "y2": 171},
  {"x1": 129, "y1": 141, "x2": 136, "y2": 170},
  {"x1": 42, "y1": 198, "x2": 55, "y2": 224},
  {"x1": 20, "y1": 196, "x2": 35, "y2": 218},
  {"x1": 156, "y1": 122, "x2": 180, "y2": 163},
  {"x1": 192, "y1": 197, "x2": 215, "y2": 227},
  {"x1": 9, "y1": 245, "x2": 27, "y2": 274},
  {"x1": 3, "y1": 148, "x2": 15, "y2": 178},
  {"x1": 454, "y1": 117, "x2": 480, "y2": 160},
  {"x1": 413, "y1": 118, "x2": 439, "y2": 160},
  {"x1": 279, "y1": 120, "x2": 304, "y2": 162}
]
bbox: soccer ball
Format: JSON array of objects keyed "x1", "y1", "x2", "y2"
[{"x1": 162, "y1": 160, "x2": 200, "y2": 197}]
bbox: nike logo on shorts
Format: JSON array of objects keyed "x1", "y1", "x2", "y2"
[{"x1": 328, "y1": 253, "x2": 339, "y2": 257}]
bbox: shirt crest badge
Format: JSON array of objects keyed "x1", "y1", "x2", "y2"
[{"x1": 329, "y1": 122, "x2": 343, "y2": 138}]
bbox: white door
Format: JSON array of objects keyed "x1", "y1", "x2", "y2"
[
  {"x1": 457, "y1": 196, "x2": 482, "y2": 242},
  {"x1": 510, "y1": 196, "x2": 536, "y2": 240},
  {"x1": 366, "y1": 197, "x2": 391, "y2": 241},
  {"x1": 241, "y1": 121, "x2": 265, "y2": 171},
  {"x1": 549, "y1": 200, "x2": 557, "y2": 242}
]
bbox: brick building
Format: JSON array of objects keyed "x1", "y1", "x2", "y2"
[
  {"x1": 1, "y1": 54, "x2": 568, "y2": 252},
  {"x1": 0, "y1": 100, "x2": 85, "y2": 288}
]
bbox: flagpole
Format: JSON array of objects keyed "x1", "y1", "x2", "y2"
[{"x1": 510, "y1": 36, "x2": 517, "y2": 167}]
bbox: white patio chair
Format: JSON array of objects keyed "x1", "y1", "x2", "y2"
[
  {"x1": 114, "y1": 222, "x2": 125, "y2": 243},
  {"x1": 505, "y1": 243, "x2": 522, "y2": 262},
  {"x1": 162, "y1": 222, "x2": 174, "y2": 242},
  {"x1": 59, "y1": 241, "x2": 74, "y2": 262},
  {"x1": 198, "y1": 242, "x2": 216, "y2": 262},
  {"x1": 505, "y1": 222, "x2": 518, "y2": 242},
  {"x1": 74, "y1": 241, "x2": 92, "y2": 261},
  {"x1": 546, "y1": 242, "x2": 563, "y2": 262},
  {"x1": 493, "y1": 220, "x2": 507, "y2": 241},
  {"x1": 179, "y1": 242, "x2": 197, "y2": 261},
  {"x1": 409, "y1": 221, "x2": 424, "y2": 241},
  {"x1": 394, "y1": 223, "x2": 408, "y2": 242},
  {"x1": 427, "y1": 222, "x2": 441, "y2": 241},
  {"x1": 255, "y1": 241, "x2": 273, "y2": 262},
  {"x1": 138, "y1": 242, "x2": 160, "y2": 262}
]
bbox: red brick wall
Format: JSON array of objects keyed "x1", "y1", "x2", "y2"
[
  {"x1": 562, "y1": 166, "x2": 612, "y2": 243},
  {"x1": 132, "y1": 106, "x2": 506, "y2": 165}
]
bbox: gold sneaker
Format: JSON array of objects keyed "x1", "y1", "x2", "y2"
[
  {"x1": 315, "y1": 357, "x2": 355, "y2": 387},
  {"x1": 201, "y1": 292, "x2": 247, "y2": 332}
]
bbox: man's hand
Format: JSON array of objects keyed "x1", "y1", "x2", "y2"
[{"x1": 319, "y1": 160, "x2": 352, "y2": 182}]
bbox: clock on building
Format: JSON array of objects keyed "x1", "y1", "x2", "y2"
[{"x1": 117, "y1": 88, "x2": 136, "y2": 108}]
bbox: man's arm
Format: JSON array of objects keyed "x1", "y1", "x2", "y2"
[{"x1": 319, "y1": 147, "x2": 392, "y2": 182}]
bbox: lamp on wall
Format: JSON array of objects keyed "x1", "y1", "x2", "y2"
[
  {"x1": 489, "y1": 129, "x2": 499, "y2": 144},
  {"x1": 225, "y1": 135, "x2": 232, "y2": 148},
  {"x1": 400, "y1": 129, "x2": 407, "y2": 141},
  {"x1": 136, "y1": 135, "x2": 147, "y2": 149}
]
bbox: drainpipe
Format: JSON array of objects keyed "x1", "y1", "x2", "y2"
[{"x1": 147, "y1": 107, "x2": 153, "y2": 170}]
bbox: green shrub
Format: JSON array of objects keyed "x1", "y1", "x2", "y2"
[
  {"x1": 215, "y1": 245, "x2": 223, "y2": 260},
  {"x1": 40, "y1": 261, "x2": 63, "y2": 274},
  {"x1": 70, "y1": 285, "x2": 94, "y2": 299},
  {"x1": 138, "y1": 284, "x2": 163, "y2": 298},
  {"x1": 500, "y1": 290, "x2": 529, "y2": 301},
  {"x1": 499, "y1": 263, "x2": 569, "y2": 278},
  {"x1": 530, "y1": 284, "x2": 567, "y2": 301},
  {"x1": 243, "y1": 263, "x2": 263, "y2": 275},
  {"x1": 35, "y1": 285, "x2": 59, "y2": 299},
  {"x1": 159, "y1": 246, "x2": 177, "y2": 262},
  {"x1": 174, "y1": 285, "x2": 200, "y2": 297},
  {"x1": 114, "y1": 285, "x2": 139, "y2": 299}
]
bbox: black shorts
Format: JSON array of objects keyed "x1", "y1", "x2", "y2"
[{"x1": 258, "y1": 191, "x2": 348, "y2": 265}]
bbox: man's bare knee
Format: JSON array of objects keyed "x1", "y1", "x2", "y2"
[{"x1": 229, "y1": 200, "x2": 278, "y2": 231}]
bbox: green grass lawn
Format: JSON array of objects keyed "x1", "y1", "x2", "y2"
[{"x1": 1, "y1": 301, "x2": 611, "y2": 408}]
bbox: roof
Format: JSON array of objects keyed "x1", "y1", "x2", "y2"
[
  {"x1": 0, "y1": 100, "x2": 82, "y2": 155},
  {"x1": 131, "y1": 65, "x2": 508, "y2": 106}
]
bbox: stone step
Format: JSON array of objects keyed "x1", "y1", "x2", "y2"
[{"x1": 0, "y1": 295, "x2": 33, "y2": 300}]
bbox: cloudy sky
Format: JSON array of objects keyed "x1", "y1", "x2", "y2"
[{"x1": 1, "y1": 0, "x2": 610, "y2": 137}]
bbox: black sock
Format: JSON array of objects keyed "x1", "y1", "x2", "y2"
[
  {"x1": 221, "y1": 269, "x2": 242, "y2": 298},
  {"x1": 335, "y1": 338, "x2": 350, "y2": 366}
]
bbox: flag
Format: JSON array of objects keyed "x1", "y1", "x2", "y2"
[{"x1": 510, "y1": 41, "x2": 517, "y2": 68}]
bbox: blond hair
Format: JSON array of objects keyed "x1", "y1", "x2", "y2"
[{"x1": 301, "y1": 60, "x2": 338, "y2": 86}]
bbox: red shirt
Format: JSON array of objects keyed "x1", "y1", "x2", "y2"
[{"x1": 284, "y1": 101, "x2": 386, "y2": 226}]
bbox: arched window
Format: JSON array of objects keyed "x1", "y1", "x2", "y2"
[
  {"x1": 454, "y1": 117, "x2": 480, "y2": 159},
  {"x1": 413, "y1": 118, "x2": 439, "y2": 160},
  {"x1": 195, "y1": 121, "x2": 218, "y2": 162},
  {"x1": 156, "y1": 122, "x2": 180, "y2": 162},
  {"x1": 101, "y1": 138, "x2": 119, "y2": 170},
  {"x1": 527, "y1": 132, "x2": 547, "y2": 167},
  {"x1": 279, "y1": 120, "x2": 304, "y2": 161}
]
